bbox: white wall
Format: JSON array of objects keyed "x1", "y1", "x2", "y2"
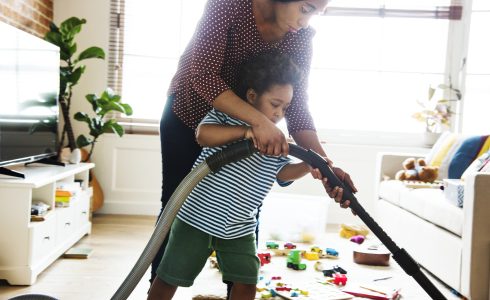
[{"x1": 54, "y1": 1, "x2": 430, "y2": 225}]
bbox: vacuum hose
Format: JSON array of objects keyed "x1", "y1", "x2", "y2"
[{"x1": 111, "y1": 140, "x2": 446, "y2": 300}]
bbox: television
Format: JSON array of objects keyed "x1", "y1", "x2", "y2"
[{"x1": 0, "y1": 22, "x2": 60, "y2": 177}]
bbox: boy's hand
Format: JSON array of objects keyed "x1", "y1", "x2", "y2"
[
  {"x1": 315, "y1": 157, "x2": 358, "y2": 215},
  {"x1": 244, "y1": 126, "x2": 257, "y2": 148}
]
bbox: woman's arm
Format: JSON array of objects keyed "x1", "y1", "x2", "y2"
[
  {"x1": 276, "y1": 162, "x2": 311, "y2": 182},
  {"x1": 213, "y1": 90, "x2": 288, "y2": 156},
  {"x1": 196, "y1": 123, "x2": 252, "y2": 147}
]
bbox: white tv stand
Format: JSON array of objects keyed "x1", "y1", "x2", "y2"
[{"x1": 0, "y1": 163, "x2": 94, "y2": 285}]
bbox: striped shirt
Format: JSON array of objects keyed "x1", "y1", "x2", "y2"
[
  {"x1": 168, "y1": 0, "x2": 316, "y2": 133},
  {"x1": 177, "y1": 109, "x2": 292, "y2": 239}
]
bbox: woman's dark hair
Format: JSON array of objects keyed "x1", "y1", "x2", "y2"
[{"x1": 236, "y1": 50, "x2": 303, "y2": 100}]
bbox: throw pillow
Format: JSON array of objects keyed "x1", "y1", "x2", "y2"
[
  {"x1": 425, "y1": 131, "x2": 452, "y2": 164},
  {"x1": 448, "y1": 135, "x2": 488, "y2": 179},
  {"x1": 461, "y1": 150, "x2": 490, "y2": 181}
]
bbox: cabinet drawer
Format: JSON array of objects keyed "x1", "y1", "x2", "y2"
[
  {"x1": 75, "y1": 192, "x2": 90, "y2": 228},
  {"x1": 29, "y1": 215, "x2": 56, "y2": 263},
  {"x1": 56, "y1": 206, "x2": 75, "y2": 244}
]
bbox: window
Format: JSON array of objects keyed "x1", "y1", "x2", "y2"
[
  {"x1": 109, "y1": 0, "x2": 468, "y2": 143},
  {"x1": 461, "y1": 0, "x2": 490, "y2": 135}
]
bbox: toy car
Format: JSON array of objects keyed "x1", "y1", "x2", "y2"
[
  {"x1": 310, "y1": 246, "x2": 323, "y2": 254},
  {"x1": 332, "y1": 273, "x2": 347, "y2": 286},
  {"x1": 286, "y1": 250, "x2": 306, "y2": 270},
  {"x1": 324, "y1": 247, "x2": 339, "y2": 258},
  {"x1": 266, "y1": 241, "x2": 279, "y2": 249},
  {"x1": 284, "y1": 242, "x2": 297, "y2": 249}
]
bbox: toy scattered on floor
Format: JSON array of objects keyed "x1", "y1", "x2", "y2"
[
  {"x1": 271, "y1": 248, "x2": 291, "y2": 256},
  {"x1": 353, "y1": 244, "x2": 391, "y2": 266},
  {"x1": 266, "y1": 241, "x2": 279, "y2": 249},
  {"x1": 258, "y1": 252, "x2": 272, "y2": 267},
  {"x1": 323, "y1": 247, "x2": 339, "y2": 258},
  {"x1": 310, "y1": 246, "x2": 322, "y2": 254},
  {"x1": 286, "y1": 250, "x2": 307, "y2": 270},
  {"x1": 349, "y1": 235, "x2": 365, "y2": 244},
  {"x1": 330, "y1": 273, "x2": 348, "y2": 286},
  {"x1": 395, "y1": 157, "x2": 439, "y2": 183},
  {"x1": 339, "y1": 223, "x2": 369, "y2": 238},
  {"x1": 302, "y1": 251, "x2": 320, "y2": 261},
  {"x1": 284, "y1": 242, "x2": 297, "y2": 249},
  {"x1": 321, "y1": 265, "x2": 347, "y2": 277}
]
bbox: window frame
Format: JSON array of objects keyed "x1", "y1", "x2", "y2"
[{"x1": 108, "y1": 0, "x2": 469, "y2": 146}]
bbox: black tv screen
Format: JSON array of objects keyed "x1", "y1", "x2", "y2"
[{"x1": 0, "y1": 22, "x2": 60, "y2": 167}]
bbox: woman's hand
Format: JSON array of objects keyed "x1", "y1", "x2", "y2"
[{"x1": 251, "y1": 117, "x2": 288, "y2": 156}]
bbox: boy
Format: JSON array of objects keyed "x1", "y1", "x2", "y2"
[{"x1": 148, "y1": 51, "x2": 324, "y2": 300}]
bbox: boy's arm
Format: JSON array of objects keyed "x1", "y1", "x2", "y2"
[
  {"x1": 196, "y1": 123, "x2": 252, "y2": 147},
  {"x1": 276, "y1": 162, "x2": 311, "y2": 182}
]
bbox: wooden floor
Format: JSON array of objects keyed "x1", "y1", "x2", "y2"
[{"x1": 0, "y1": 214, "x2": 459, "y2": 300}]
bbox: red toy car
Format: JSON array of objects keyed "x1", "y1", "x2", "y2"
[{"x1": 284, "y1": 242, "x2": 297, "y2": 249}]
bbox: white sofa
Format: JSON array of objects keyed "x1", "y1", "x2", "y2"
[{"x1": 375, "y1": 153, "x2": 490, "y2": 300}]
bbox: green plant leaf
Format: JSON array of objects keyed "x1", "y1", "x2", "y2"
[
  {"x1": 77, "y1": 47, "x2": 105, "y2": 62},
  {"x1": 106, "y1": 122, "x2": 124, "y2": 137},
  {"x1": 60, "y1": 17, "x2": 86, "y2": 40},
  {"x1": 74, "y1": 112, "x2": 91, "y2": 124},
  {"x1": 68, "y1": 43, "x2": 77, "y2": 57},
  {"x1": 44, "y1": 31, "x2": 62, "y2": 47},
  {"x1": 76, "y1": 135, "x2": 92, "y2": 148},
  {"x1": 121, "y1": 103, "x2": 133, "y2": 116},
  {"x1": 69, "y1": 66, "x2": 85, "y2": 86}
]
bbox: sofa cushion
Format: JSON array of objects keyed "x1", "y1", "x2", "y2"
[
  {"x1": 448, "y1": 135, "x2": 488, "y2": 179},
  {"x1": 379, "y1": 180, "x2": 463, "y2": 236},
  {"x1": 378, "y1": 180, "x2": 405, "y2": 206}
]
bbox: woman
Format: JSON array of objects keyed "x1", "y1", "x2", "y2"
[{"x1": 153, "y1": 0, "x2": 357, "y2": 291}]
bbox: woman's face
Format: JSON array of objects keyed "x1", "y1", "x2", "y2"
[
  {"x1": 275, "y1": 0, "x2": 328, "y2": 34},
  {"x1": 247, "y1": 84, "x2": 293, "y2": 124}
]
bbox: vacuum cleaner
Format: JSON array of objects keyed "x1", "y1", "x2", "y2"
[
  {"x1": 111, "y1": 139, "x2": 447, "y2": 300},
  {"x1": 10, "y1": 140, "x2": 447, "y2": 299}
]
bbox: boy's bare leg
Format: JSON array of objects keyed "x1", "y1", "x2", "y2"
[
  {"x1": 147, "y1": 277, "x2": 178, "y2": 300},
  {"x1": 230, "y1": 283, "x2": 256, "y2": 300}
]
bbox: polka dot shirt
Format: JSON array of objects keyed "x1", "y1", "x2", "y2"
[{"x1": 169, "y1": 0, "x2": 317, "y2": 133}]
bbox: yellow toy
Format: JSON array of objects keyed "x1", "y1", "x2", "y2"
[
  {"x1": 303, "y1": 251, "x2": 320, "y2": 261},
  {"x1": 339, "y1": 223, "x2": 369, "y2": 238}
]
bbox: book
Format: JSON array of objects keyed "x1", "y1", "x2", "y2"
[{"x1": 63, "y1": 247, "x2": 93, "y2": 259}]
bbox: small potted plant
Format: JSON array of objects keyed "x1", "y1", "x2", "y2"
[
  {"x1": 74, "y1": 88, "x2": 133, "y2": 162},
  {"x1": 412, "y1": 83, "x2": 461, "y2": 145}
]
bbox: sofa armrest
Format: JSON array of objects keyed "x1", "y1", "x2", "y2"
[
  {"x1": 461, "y1": 172, "x2": 490, "y2": 299},
  {"x1": 375, "y1": 152, "x2": 425, "y2": 181}
]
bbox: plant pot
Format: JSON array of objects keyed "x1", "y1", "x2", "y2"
[{"x1": 424, "y1": 131, "x2": 441, "y2": 147}]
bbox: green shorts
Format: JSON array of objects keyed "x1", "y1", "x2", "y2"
[{"x1": 156, "y1": 218, "x2": 260, "y2": 287}]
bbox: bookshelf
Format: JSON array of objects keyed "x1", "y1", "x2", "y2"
[{"x1": 0, "y1": 163, "x2": 94, "y2": 285}]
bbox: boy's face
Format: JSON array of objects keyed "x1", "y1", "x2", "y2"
[{"x1": 247, "y1": 84, "x2": 293, "y2": 124}]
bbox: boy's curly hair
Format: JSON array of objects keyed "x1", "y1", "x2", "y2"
[{"x1": 236, "y1": 50, "x2": 303, "y2": 100}]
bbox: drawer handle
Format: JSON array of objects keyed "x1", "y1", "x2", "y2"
[
  {"x1": 82, "y1": 211, "x2": 87, "y2": 215},
  {"x1": 44, "y1": 236, "x2": 50, "y2": 240},
  {"x1": 65, "y1": 222, "x2": 71, "y2": 226}
]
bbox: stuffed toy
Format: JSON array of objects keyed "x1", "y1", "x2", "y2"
[{"x1": 395, "y1": 157, "x2": 439, "y2": 182}]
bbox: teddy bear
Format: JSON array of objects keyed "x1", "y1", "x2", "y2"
[{"x1": 395, "y1": 157, "x2": 439, "y2": 182}]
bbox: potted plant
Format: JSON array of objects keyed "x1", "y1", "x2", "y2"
[
  {"x1": 44, "y1": 17, "x2": 105, "y2": 153},
  {"x1": 45, "y1": 17, "x2": 133, "y2": 211},
  {"x1": 412, "y1": 83, "x2": 462, "y2": 145},
  {"x1": 75, "y1": 88, "x2": 133, "y2": 162}
]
